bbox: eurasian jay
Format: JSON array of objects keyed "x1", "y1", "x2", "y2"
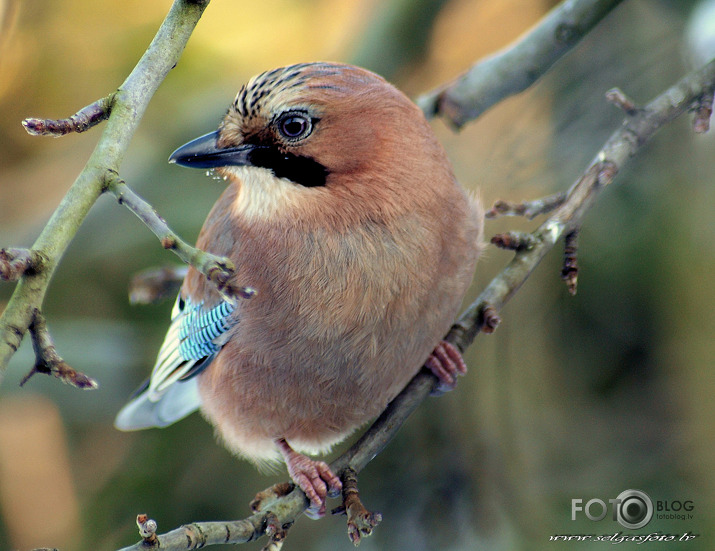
[{"x1": 115, "y1": 62, "x2": 484, "y2": 517}]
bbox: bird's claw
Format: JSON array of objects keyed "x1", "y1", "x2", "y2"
[
  {"x1": 292, "y1": 458, "x2": 342, "y2": 518},
  {"x1": 425, "y1": 340, "x2": 468, "y2": 395},
  {"x1": 277, "y1": 439, "x2": 342, "y2": 519}
]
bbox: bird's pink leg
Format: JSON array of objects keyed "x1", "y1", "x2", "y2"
[
  {"x1": 425, "y1": 340, "x2": 468, "y2": 394},
  {"x1": 276, "y1": 438, "x2": 342, "y2": 518}
]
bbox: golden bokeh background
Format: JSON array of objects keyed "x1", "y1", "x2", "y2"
[{"x1": 1, "y1": 1, "x2": 714, "y2": 550}]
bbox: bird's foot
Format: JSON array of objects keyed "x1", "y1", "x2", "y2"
[
  {"x1": 276, "y1": 438, "x2": 342, "y2": 519},
  {"x1": 425, "y1": 340, "x2": 467, "y2": 395}
]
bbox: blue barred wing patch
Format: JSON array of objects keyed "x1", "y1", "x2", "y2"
[
  {"x1": 148, "y1": 296, "x2": 238, "y2": 399},
  {"x1": 179, "y1": 300, "x2": 236, "y2": 360}
]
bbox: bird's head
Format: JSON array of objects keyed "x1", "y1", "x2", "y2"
[{"x1": 170, "y1": 62, "x2": 453, "y2": 221}]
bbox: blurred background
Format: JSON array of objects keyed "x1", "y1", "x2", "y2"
[{"x1": 1, "y1": 0, "x2": 714, "y2": 549}]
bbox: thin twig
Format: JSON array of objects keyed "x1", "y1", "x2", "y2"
[
  {"x1": 22, "y1": 94, "x2": 115, "y2": 137},
  {"x1": 105, "y1": 176, "x2": 256, "y2": 302},
  {"x1": 22, "y1": 309, "x2": 98, "y2": 389},
  {"x1": 605, "y1": 87, "x2": 639, "y2": 115},
  {"x1": 261, "y1": 512, "x2": 290, "y2": 551},
  {"x1": 136, "y1": 514, "x2": 158, "y2": 545},
  {"x1": 417, "y1": 0, "x2": 626, "y2": 127}
]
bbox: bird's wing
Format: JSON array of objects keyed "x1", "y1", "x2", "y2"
[{"x1": 114, "y1": 295, "x2": 238, "y2": 430}]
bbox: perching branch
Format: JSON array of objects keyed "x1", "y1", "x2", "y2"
[
  {"x1": 416, "y1": 0, "x2": 626, "y2": 128},
  {"x1": 0, "y1": 0, "x2": 211, "y2": 386},
  {"x1": 113, "y1": 58, "x2": 715, "y2": 551}
]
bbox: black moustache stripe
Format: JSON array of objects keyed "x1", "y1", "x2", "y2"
[{"x1": 248, "y1": 147, "x2": 328, "y2": 188}]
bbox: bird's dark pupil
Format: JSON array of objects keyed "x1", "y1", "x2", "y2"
[{"x1": 282, "y1": 117, "x2": 305, "y2": 137}]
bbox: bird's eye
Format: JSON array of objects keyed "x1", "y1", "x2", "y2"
[{"x1": 278, "y1": 113, "x2": 312, "y2": 141}]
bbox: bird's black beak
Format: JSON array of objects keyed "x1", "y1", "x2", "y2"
[{"x1": 169, "y1": 131, "x2": 255, "y2": 169}]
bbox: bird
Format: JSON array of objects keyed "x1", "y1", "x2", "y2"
[{"x1": 115, "y1": 61, "x2": 484, "y2": 517}]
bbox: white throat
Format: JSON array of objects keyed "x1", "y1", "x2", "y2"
[{"x1": 223, "y1": 166, "x2": 310, "y2": 221}]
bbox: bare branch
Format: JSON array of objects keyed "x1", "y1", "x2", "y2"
[
  {"x1": 22, "y1": 94, "x2": 114, "y2": 137},
  {"x1": 106, "y1": 177, "x2": 256, "y2": 301},
  {"x1": 21, "y1": 309, "x2": 98, "y2": 389},
  {"x1": 417, "y1": 0, "x2": 626, "y2": 127},
  {"x1": 605, "y1": 87, "x2": 639, "y2": 115},
  {"x1": 117, "y1": 493, "x2": 304, "y2": 551}
]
